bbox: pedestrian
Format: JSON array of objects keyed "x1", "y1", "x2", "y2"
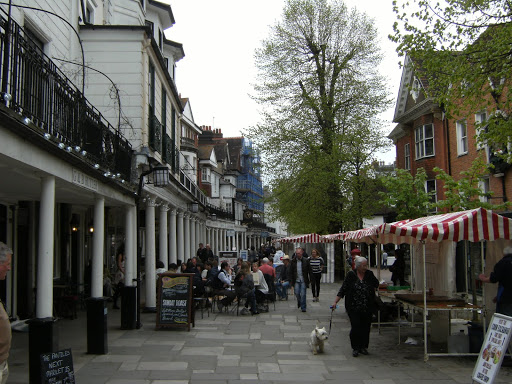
[
  {"x1": 248, "y1": 246, "x2": 258, "y2": 264},
  {"x1": 382, "y1": 250, "x2": 388, "y2": 269},
  {"x1": 0, "y1": 242, "x2": 12, "y2": 384},
  {"x1": 479, "y1": 246, "x2": 512, "y2": 316},
  {"x1": 389, "y1": 249, "x2": 406, "y2": 286},
  {"x1": 290, "y1": 247, "x2": 311, "y2": 312},
  {"x1": 332, "y1": 256, "x2": 379, "y2": 357},
  {"x1": 112, "y1": 244, "x2": 125, "y2": 309},
  {"x1": 309, "y1": 248, "x2": 324, "y2": 302},
  {"x1": 204, "y1": 244, "x2": 214, "y2": 261},
  {"x1": 197, "y1": 243, "x2": 207, "y2": 264}
]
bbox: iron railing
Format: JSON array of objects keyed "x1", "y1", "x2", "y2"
[{"x1": 0, "y1": 12, "x2": 132, "y2": 180}]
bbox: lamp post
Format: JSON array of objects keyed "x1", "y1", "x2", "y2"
[{"x1": 130, "y1": 164, "x2": 169, "y2": 329}]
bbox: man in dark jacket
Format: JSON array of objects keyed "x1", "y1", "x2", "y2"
[
  {"x1": 290, "y1": 247, "x2": 311, "y2": 312},
  {"x1": 479, "y1": 246, "x2": 512, "y2": 316}
]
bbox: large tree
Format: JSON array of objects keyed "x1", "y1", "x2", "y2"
[
  {"x1": 248, "y1": 0, "x2": 392, "y2": 234},
  {"x1": 378, "y1": 168, "x2": 433, "y2": 220},
  {"x1": 390, "y1": 0, "x2": 512, "y2": 163}
]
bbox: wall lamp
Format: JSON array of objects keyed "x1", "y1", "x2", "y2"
[{"x1": 188, "y1": 202, "x2": 199, "y2": 213}]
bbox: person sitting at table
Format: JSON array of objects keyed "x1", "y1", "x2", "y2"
[
  {"x1": 168, "y1": 263, "x2": 178, "y2": 273},
  {"x1": 212, "y1": 261, "x2": 236, "y2": 312},
  {"x1": 252, "y1": 262, "x2": 268, "y2": 306},
  {"x1": 276, "y1": 255, "x2": 291, "y2": 300},
  {"x1": 234, "y1": 261, "x2": 258, "y2": 315},
  {"x1": 156, "y1": 260, "x2": 167, "y2": 280},
  {"x1": 259, "y1": 257, "x2": 276, "y2": 278},
  {"x1": 193, "y1": 263, "x2": 206, "y2": 297}
]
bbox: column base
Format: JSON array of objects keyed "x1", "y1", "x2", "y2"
[
  {"x1": 86, "y1": 297, "x2": 108, "y2": 354},
  {"x1": 120, "y1": 286, "x2": 137, "y2": 330},
  {"x1": 28, "y1": 317, "x2": 58, "y2": 384}
]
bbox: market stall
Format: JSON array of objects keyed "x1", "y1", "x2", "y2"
[{"x1": 376, "y1": 208, "x2": 512, "y2": 360}]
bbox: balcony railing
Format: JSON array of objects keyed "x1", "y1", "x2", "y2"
[{"x1": 0, "y1": 12, "x2": 132, "y2": 180}]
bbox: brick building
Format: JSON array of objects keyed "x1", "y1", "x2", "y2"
[{"x1": 389, "y1": 55, "x2": 511, "y2": 211}]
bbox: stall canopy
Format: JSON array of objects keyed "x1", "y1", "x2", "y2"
[
  {"x1": 378, "y1": 207, "x2": 512, "y2": 243},
  {"x1": 279, "y1": 233, "x2": 333, "y2": 243}
]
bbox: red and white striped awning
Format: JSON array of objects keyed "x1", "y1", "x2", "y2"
[
  {"x1": 378, "y1": 208, "x2": 512, "y2": 243},
  {"x1": 340, "y1": 226, "x2": 379, "y2": 243},
  {"x1": 279, "y1": 233, "x2": 333, "y2": 243}
]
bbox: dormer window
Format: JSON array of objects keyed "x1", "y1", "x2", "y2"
[{"x1": 411, "y1": 77, "x2": 421, "y2": 102}]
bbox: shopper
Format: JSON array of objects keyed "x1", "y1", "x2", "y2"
[{"x1": 332, "y1": 256, "x2": 379, "y2": 357}]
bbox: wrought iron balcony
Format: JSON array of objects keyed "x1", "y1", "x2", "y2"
[{"x1": 0, "y1": 12, "x2": 132, "y2": 181}]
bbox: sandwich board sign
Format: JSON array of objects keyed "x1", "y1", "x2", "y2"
[{"x1": 472, "y1": 313, "x2": 512, "y2": 384}]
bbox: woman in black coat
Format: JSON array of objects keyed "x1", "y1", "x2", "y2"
[{"x1": 332, "y1": 256, "x2": 379, "y2": 357}]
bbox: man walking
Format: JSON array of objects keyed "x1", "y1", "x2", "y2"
[
  {"x1": 290, "y1": 247, "x2": 311, "y2": 312},
  {"x1": 0, "y1": 242, "x2": 12, "y2": 384}
]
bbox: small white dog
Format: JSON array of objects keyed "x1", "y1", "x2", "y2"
[{"x1": 310, "y1": 325, "x2": 328, "y2": 355}]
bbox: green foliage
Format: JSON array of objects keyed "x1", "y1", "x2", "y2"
[
  {"x1": 390, "y1": 0, "x2": 512, "y2": 163},
  {"x1": 378, "y1": 168, "x2": 433, "y2": 220},
  {"x1": 433, "y1": 157, "x2": 510, "y2": 211},
  {"x1": 248, "y1": 0, "x2": 393, "y2": 234}
]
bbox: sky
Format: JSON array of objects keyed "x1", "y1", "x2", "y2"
[{"x1": 165, "y1": 0, "x2": 401, "y2": 164}]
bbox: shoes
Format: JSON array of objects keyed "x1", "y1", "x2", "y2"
[
  {"x1": 359, "y1": 348, "x2": 369, "y2": 355},
  {"x1": 279, "y1": 297, "x2": 286, "y2": 301},
  {"x1": 301, "y1": 308, "x2": 306, "y2": 312},
  {"x1": 251, "y1": 311, "x2": 260, "y2": 315},
  {"x1": 297, "y1": 302, "x2": 301, "y2": 308},
  {"x1": 352, "y1": 349, "x2": 359, "y2": 357},
  {"x1": 312, "y1": 297, "x2": 319, "y2": 302},
  {"x1": 240, "y1": 308, "x2": 250, "y2": 315},
  {"x1": 217, "y1": 302, "x2": 224, "y2": 312},
  {"x1": 112, "y1": 304, "x2": 120, "y2": 309}
]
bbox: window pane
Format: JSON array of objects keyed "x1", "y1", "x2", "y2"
[
  {"x1": 425, "y1": 138, "x2": 434, "y2": 156},
  {"x1": 424, "y1": 124, "x2": 433, "y2": 138}
]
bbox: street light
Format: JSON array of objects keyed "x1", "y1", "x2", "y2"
[{"x1": 121, "y1": 164, "x2": 169, "y2": 330}]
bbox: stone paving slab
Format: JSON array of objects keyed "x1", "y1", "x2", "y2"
[{"x1": 8, "y1": 281, "x2": 512, "y2": 383}]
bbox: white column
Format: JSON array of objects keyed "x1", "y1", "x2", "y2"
[
  {"x1": 36, "y1": 176, "x2": 55, "y2": 318},
  {"x1": 125, "y1": 205, "x2": 136, "y2": 286},
  {"x1": 215, "y1": 228, "x2": 220, "y2": 254},
  {"x1": 195, "y1": 220, "x2": 200, "y2": 253},
  {"x1": 184, "y1": 213, "x2": 190, "y2": 261},
  {"x1": 183, "y1": 214, "x2": 190, "y2": 262},
  {"x1": 145, "y1": 201, "x2": 156, "y2": 309},
  {"x1": 169, "y1": 208, "x2": 177, "y2": 266},
  {"x1": 191, "y1": 218, "x2": 196, "y2": 259},
  {"x1": 177, "y1": 211, "x2": 184, "y2": 263},
  {"x1": 91, "y1": 197, "x2": 105, "y2": 298},
  {"x1": 159, "y1": 205, "x2": 168, "y2": 265}
]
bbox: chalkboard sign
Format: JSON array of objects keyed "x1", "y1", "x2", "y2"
[
  {"x1": 40, "y1": 348, "x2": 75, "y2": 384},
  {"x1": 156, "y1": 273, "x2": 193, "y2": 331}
]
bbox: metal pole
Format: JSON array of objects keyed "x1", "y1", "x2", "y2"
[
  {"x1": 1, "y1": 0, "x2": 13, "y2": 100},
  {"x1": 135, "y1": 167, "x2": 153, "y2": 329}
]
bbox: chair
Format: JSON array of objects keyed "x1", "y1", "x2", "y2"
[{"x1": 263, "y1": 274, "x2": 276, "y2": 311}]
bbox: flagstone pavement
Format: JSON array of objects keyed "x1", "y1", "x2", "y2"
[{"x1": 7, "y1": 274, "x2": 512, "y2": 383}]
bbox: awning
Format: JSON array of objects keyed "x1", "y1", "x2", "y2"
[{"x1": 378, "y1": 207, "x2": 512, "y2": 243}]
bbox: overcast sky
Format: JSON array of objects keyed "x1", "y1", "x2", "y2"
[{"x1": 165, "y1": 0, "x2": 400, "y2": 163}]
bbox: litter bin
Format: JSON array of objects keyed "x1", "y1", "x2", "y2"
[{"x1": 468, "y1": 322, "x2": 484, "y2": 353}]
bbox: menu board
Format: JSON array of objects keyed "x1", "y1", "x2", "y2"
[
  {"x1": 472, "y1": 313, "x2": 512, "y2": 384},
  {"x1": 40, "y1": 348, "x2": 75, "y2": 384},
  {"x1": 156, "y1": 273, "x2": 193, "y2": 331}
]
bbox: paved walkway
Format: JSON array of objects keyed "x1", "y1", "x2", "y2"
[{"x1": 7, "y1": 275, "x2": 512, "y2": 383}]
